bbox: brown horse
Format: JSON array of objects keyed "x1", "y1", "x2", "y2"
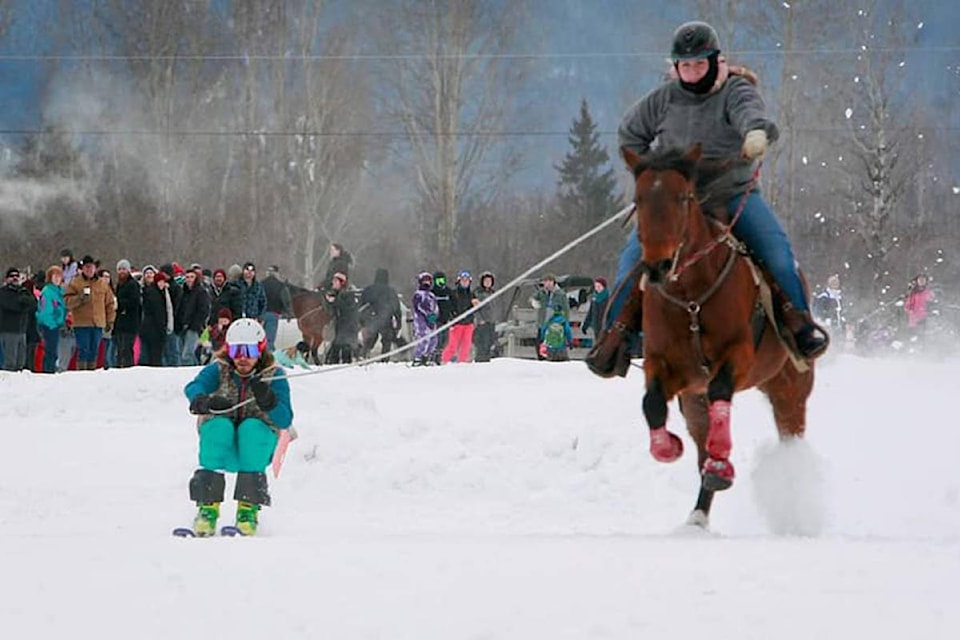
[
  {"x1": 622, "y1": 144, "x2": 814, "y2": 528},
  {"x1": 288, "y1": 282, "x2": 333, "y2": 364}
]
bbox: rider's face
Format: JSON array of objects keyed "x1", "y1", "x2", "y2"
[{"x1": 677, "y1": 58, "x2": 709, "y2": 83}]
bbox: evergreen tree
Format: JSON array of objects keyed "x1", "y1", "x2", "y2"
[{"x1": 554, "y1": 99, "x2": 624, "y2": 275}]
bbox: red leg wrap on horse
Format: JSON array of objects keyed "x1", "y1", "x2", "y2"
[
  {"x1": 702, "y1": 457, "x2": 736, "y2": 483},
  {"x1": 649, "y1": 426, "x2": 684, "y2": 463},
  {"x1": 706, "y1": 400, "x2": 732, "y2": 459}
]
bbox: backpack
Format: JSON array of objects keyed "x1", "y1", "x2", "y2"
[{"x1": 543, "y1": 319, "x2": 567, "y2": 351}]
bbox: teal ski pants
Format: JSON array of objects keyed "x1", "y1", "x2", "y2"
[{"x1": 198, "y1": 416, "x2": 278, "y2": 473}]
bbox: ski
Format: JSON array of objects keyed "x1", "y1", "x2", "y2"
[
  {"x1": 220, "y1": 526, "x2": 244, "y2": 537},
  {"x1": 172, "y1": 527, "x2": 197, "y2": 537}
]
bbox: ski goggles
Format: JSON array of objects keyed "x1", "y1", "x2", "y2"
[{"x1": 228, "y1": 343, "x2": 262, "y2": 359}]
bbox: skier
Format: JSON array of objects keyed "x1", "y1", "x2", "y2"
[
  {"x1": 182, "y1": 318, "x2": 293, "y2": 536},
  {"x1": 412, "y1": 272, "x2": 439, "y2": 366}
]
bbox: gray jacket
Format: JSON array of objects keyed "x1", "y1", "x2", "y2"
[{"x1": 618, "y1": 75, "x2": 779, "y2": 210}]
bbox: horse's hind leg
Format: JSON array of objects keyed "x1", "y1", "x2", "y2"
[
  {"x1": 679, "y1": 392, "x2": 714, "y2": 527},
  {"x1": 703, "y1": 362, "x2": 736, "y2": 491},
  {"x1": 760, "y1": 363, "x2": 814, "y2": 440}
]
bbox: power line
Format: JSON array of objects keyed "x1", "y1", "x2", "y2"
[
  {"x1": 0, "y1": 46, "x2": 958, "y2": 62},
  {"x1": 2, "y1": 127, "x2": 959, "y2": 138}
]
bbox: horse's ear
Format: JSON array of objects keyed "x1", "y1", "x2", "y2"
[
  {"x1": 620, "y1": 146, "x2": 648, "y2": 176},
  {"x1": 684, "y1": 143, "x2": 703, "y2": 164}
]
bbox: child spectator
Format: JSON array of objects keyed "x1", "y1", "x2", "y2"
[{"x1": 539, "y1": 305, "x2": 573, "y2": 362}]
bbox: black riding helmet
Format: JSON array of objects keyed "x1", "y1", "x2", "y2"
[{"x1": 670, "y1": 21, "x2": 721, "y2": 60}]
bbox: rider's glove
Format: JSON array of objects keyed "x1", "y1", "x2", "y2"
[
  {"x1": 742, "y1": 129, "x2": 767, "y2": 160},
  {"x1": 249, "y1": 376, "x2": 278, "y2": 411},
  {"x1": 189, "y1": 394, "x2": 233, "y2": 415}
]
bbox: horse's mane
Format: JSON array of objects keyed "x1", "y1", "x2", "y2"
[{"x1": 634, "y1": 147, "x2": 699, "y2": 181}]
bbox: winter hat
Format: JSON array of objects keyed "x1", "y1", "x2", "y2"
[
  {"x1": 160, "y1": 263, "x2": 174, "y2": 276},
  {"x1": 60, "y1": 248, "x2": 73, "y2": 259},
  {"x1": 141, "y1": 264, "x2": 157, "y2": 275},
  {"x1": 80, "y1": 255, "x2": 97, "y2": 267},
  {"x1": 217, "y1": 308, "x2": 234, "y2": 322},
  {"x1": 458, "y1": 270, "x2": 471, "y2": 280},
  {"x1": 116, "y1": 259, "x2": 132, "y2": 271},
  {"x1": 172, "y1": 262, "x2": 185, "y2": 276},
  {"x1": 213, "y1": 268, "x2": 228, "y2": 280},
  {"x1": 154, "y1": 271, "x2": 169, "y2": 283},
  {"x1": 480, "y1": 271, "x2": 495, "y2": 286},
  {"x1": 227, "y1": 264, "x2": 243, "y2": 280},
  {"x1": 594, "y1": 276, "x2": 608, "y2": 288},
  {"x1": 5, "y1": 267, "x2": 20, "y2": 279},
  {"x1": 541, "y1": 272, "x2": 557, "y2": 283},
  {"x1": 243, "y1": 261, "x2": 256, "y2": 272},
  {"x1": 267, "y1": 265, "x2": 280, "y2": 274}
]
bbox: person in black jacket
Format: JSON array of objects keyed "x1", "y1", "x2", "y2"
[
  {"x1": 323, "y1": 243, "x2": 353, "y2": 287},
  {"x1": 431, "y1": 270, "x2": 454, "y2": 364},
  {"x1": 113, "y1": 259, "x2": 142, "y2": 368},
  {"x1": 324, "y1": 273, "x2": 360, "y2": 364},
  {"x1": 360, "y1": 268, "x2": 402, "y2": 361},
  {"x1": 440, "y1": 270, "x2": 478, "y2": 364},
  {"x1": 139, "y1": 266, "x2": 170, "y2": 367},
  {"x1": 210, "y1": 268, "x2": 243, "y2": 322},
  {"x1": 177, "y1": 269, "x2": 212, "y2": 365},
  {"x1": 0, "y1": 267, "x2": 39, "y2": 371},
  {"x1": 261, "y1": 265, "x2": 293, "y2": 351},
  {"x1": 159, "y1": 263, "x2": 184, "y2": 366}
]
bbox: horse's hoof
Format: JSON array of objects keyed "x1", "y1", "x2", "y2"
[
  {"x1": 650, "y1": 428, "x2": 683, "y2": 463},
  {"x1": 702, "y1": 457, "x2": 735, "y2": 491},
  {"x1": 686, "y1": 509, "x2": 710, "y2": 529}
]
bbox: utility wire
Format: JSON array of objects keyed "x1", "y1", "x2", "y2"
[
  {"x1": 0, "y1": 46, "x2": 958, "y2": 61},
  {"x1": 2, "y1": 126, "x2": 959, "y2": 138}
]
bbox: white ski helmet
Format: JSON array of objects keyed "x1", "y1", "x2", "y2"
[{"x1": 225, "y1": 318, "x2": 266, "y2": 348}]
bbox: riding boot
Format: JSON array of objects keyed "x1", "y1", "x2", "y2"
[
  {"x1": 781, "y1": 303, "x2": 830, "y2": 360},
  {"x1": 585, "y1": 290, "x2": 643, "y2": 378}
]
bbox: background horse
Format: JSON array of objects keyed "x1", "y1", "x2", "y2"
[
  {"x1": 622, "y1": 144, "x2": 814, "y2": 528},
  {"x1": 286, "y1": 281, "x2": 332, "y2": 364}
]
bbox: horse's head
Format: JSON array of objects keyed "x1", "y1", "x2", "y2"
[{"x1": 621, "y1": 144, "x2": 702, "y2": 284}]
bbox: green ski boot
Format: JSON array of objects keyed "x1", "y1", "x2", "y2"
[
  {"x1": 235, "y1": 501, "x2": 260, "y2": 536},
  {"x1": 193, "y1": 502, "x2": 220, "y2": 537}
]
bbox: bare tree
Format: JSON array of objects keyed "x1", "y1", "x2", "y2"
[
  {"x1": 369, "y1": 0, "x2": 528, "y2": 265},
  {"x1": 833, "y1": 0, "x2": 925, "y2": 298}
]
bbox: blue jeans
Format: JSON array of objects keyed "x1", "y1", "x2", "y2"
[
  {"x1": 163, "y1": 332, "x2": 183, "y2": 367},
  {"x1": 74, "y1": 327, "x2": 103, "y2": 362},
  {"x1": 180, "y1": 330, "x2": 200, "y2": 366},
  {"x1": 264, "y1": 312, "x2": 280, "y2": 351},
  {"x1": 41, "y1": 327, "x2": 60, "y2": 373},
  {"x1": 608, "y1": 192, "x2": 809, "y2": 327}
]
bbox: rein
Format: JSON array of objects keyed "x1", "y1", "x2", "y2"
[{"x1": 670, "y1": 163, "x2": 761, "y2": 279}]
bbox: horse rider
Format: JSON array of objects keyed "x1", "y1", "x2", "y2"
[{"x1": 587, "y1": 20, "x2": 828, "y2": 377}]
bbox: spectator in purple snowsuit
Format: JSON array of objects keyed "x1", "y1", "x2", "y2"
[{"x1": 411, "y1": 272, "x2": 439, "y2": 366}]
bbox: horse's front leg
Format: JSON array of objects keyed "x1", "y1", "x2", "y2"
[
  {"x1": 703, "y1": 362, "x2": 735, "y2": 491},
  {"x1": 643, "y1": 374, "x2": 683, "y2": 462}
]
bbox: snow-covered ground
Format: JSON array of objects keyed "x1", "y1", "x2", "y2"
[{"x1": 1, "y1": 354, "x2": 957, "y2": 639}]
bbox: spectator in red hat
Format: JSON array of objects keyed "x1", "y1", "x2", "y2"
[{"x1": 581, "y1": 277, "x2": 611, "y2": 342}]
